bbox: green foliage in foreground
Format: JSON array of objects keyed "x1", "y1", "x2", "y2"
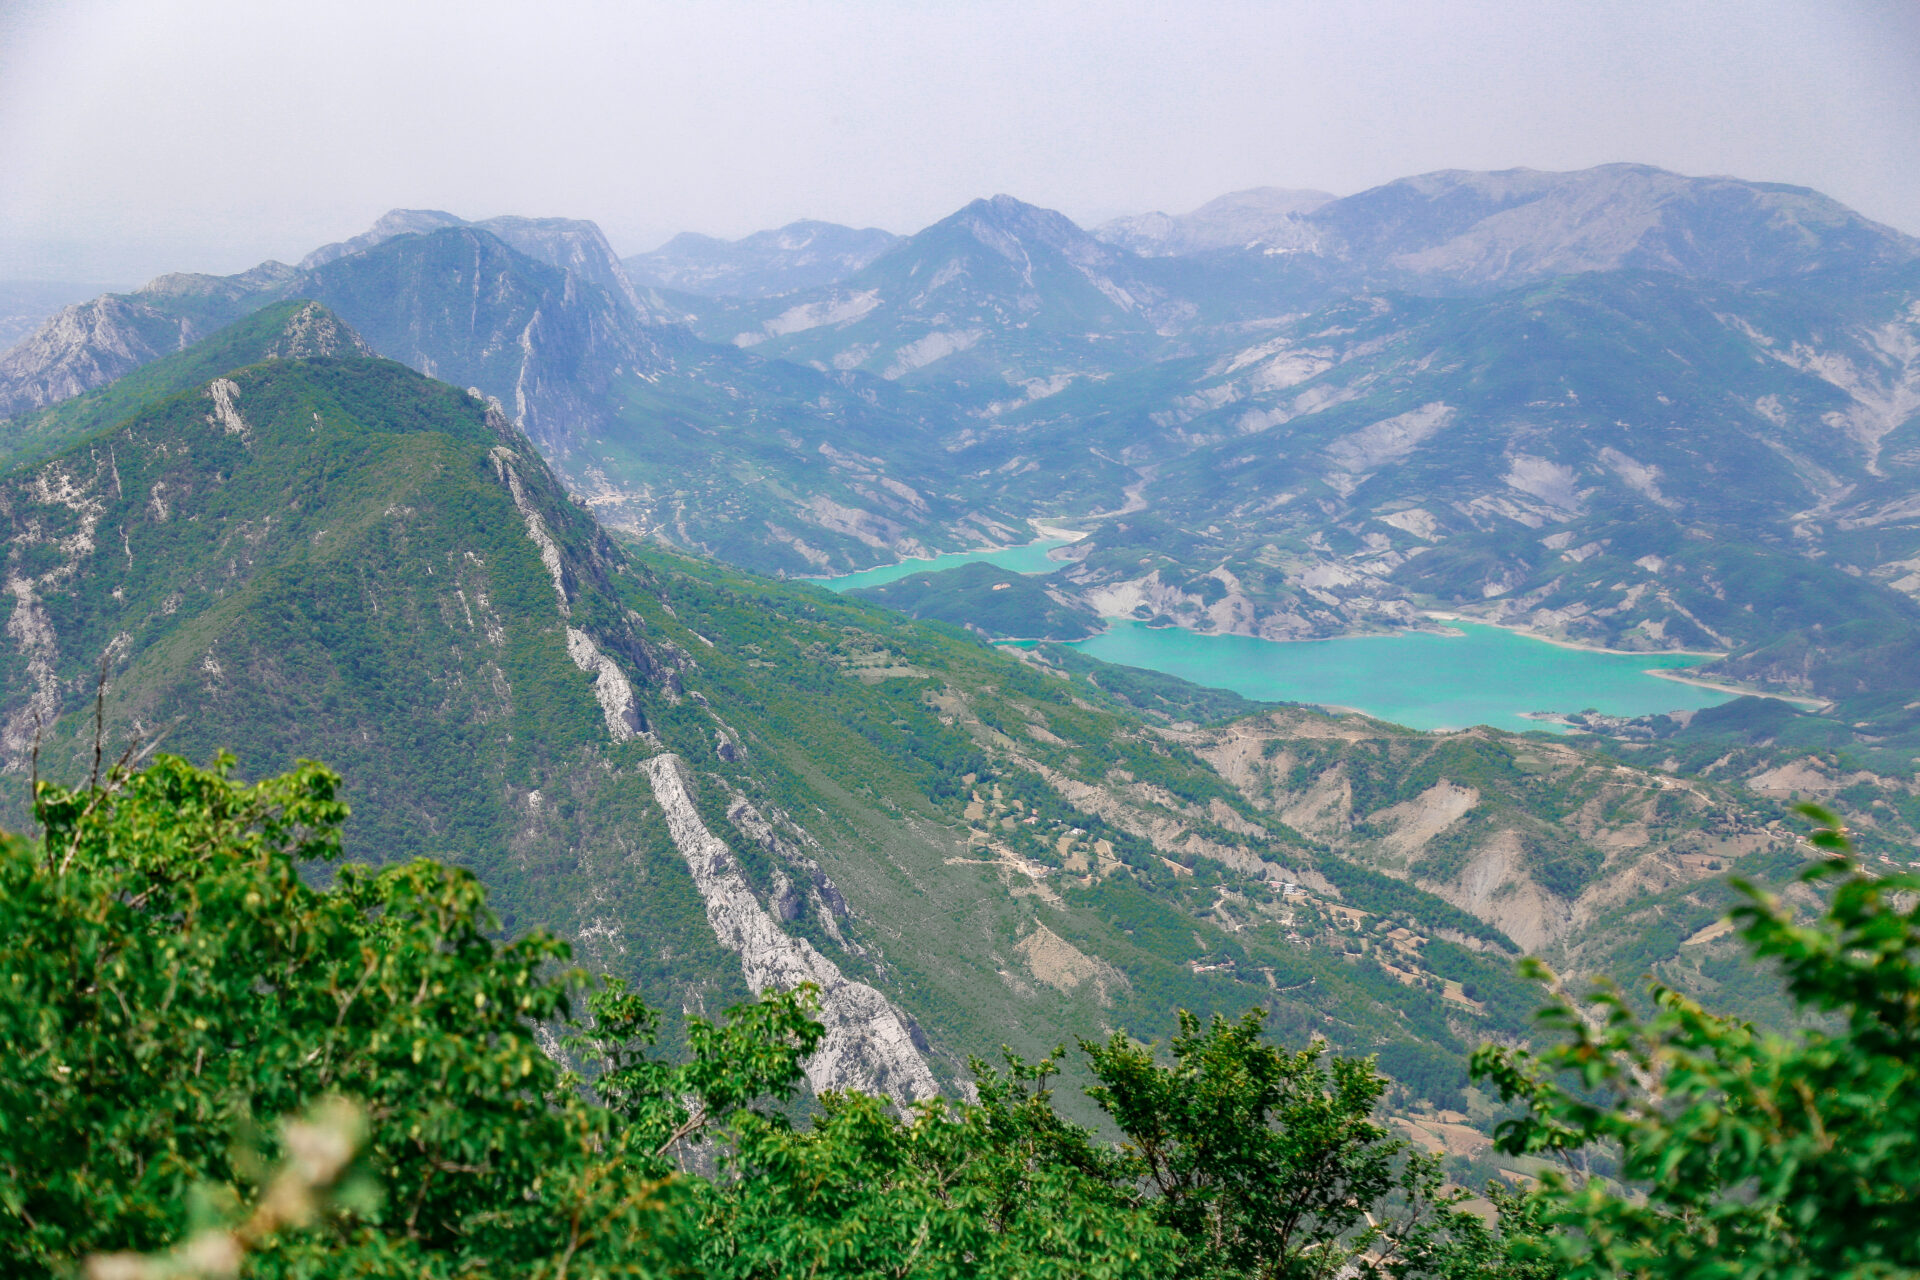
[
  {"x1": 8, "y1": 756, "x2": 1917, "y2": 1280},
  {"x1": 0, "y1": 754, "x2": 1510, "y2": 1279},
  {"x1": 1476, "y1": 805, "x2": 1920, "y2": 1279}
]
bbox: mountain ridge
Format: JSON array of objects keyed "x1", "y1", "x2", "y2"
[
  {"x1": 6, "y1": 165, "x2": 1918, "y2": 718},
  {"x1": 302, "y1": 207, "x2": 647, "y2": 311},
  {"x1": 1096, "y1": 186, "x2": 1337, "y2": 257},
  {"x1": 0, "y1": 226, "x2": 1032, "y2": 578},
  {"x1": 1305, "y1": 163, "x2": 1920, "y2": 288},
  {"x1": 0, "y1": 307, "x2": 1812, "y2": 1121},
  {"x1": 697, "y1": 193, "x2": 1190, "y2": 403},
  {"x1": 1091, "y1": 164, "x2": 1920, "y2": 289},
  {"x1": 625, "y1": 220, "x2": 901, "y2": 298}
]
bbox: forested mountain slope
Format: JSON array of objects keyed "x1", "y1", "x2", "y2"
[
  {"x1": 0, "y1": 226, "x2": 1027, "y2": 578},
  {"x1": 0, "y1": 306, "x2": 1809, "y2": 1119}
]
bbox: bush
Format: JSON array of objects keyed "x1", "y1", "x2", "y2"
[{"x1": 1473, "y1": 805, "x2": 1920, "y2": 1278}]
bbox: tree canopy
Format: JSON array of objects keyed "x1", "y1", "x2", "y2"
[
  {"x1": 3, "y1": 755, "x2": 1914, "y2": 1279},
  {"x1": 1474, "y1": 806, "x2": 1920, "y2": 1279}
]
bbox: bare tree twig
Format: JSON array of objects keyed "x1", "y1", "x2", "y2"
[{"x1": 87, "y1": 655, "x2": 108, "y2": 793}]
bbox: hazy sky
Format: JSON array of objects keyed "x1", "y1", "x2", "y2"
[{"x1": 3, "y1": 0, "x2": 1917, "y2": 283}]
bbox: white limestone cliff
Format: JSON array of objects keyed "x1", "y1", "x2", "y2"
[
  {"x1": 564, "y1": 627, "x2": 645, "y2": 742},
  {"x1": 641, "y1": 753, "x2": 939, "y2": 1105},
  {"x1": 488, "y1": 445, "x2": 569, "y2": 611}
]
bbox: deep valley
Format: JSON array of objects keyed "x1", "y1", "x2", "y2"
[{"x1": 4, "y1": 162, "x2": 1919, "y2": 1153}]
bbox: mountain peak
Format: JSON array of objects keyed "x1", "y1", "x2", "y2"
[
  {"x1": 957, "y1": 193, "x2": 1081, "y2": 232},
  {"x1": 1096, "y1": 187, "x2": 1336, "y2": 256},
  {"x1": 300, "y1": 210, "x2": 643, "y2": 312},
  {"x1": 940, "y1": 195, "x2": 1108, "y2": 263},
  {"x1": 262, "y1": 300, "x2": 374, "y2": 360},
  {"x1": 300, "y1": 210, "x2": 467, "y2": 269},
  {"x1": 623, "y1": 220, "x2": 900, "y2": 298}
]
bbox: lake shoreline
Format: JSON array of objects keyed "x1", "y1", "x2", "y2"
[
  {"x1": 1419, "y1": 612, "x2": 1829, "y2": 709},
  {"x1": 1065, "y1": 617, "x2": 1738, "y2": 735},
  {"x1": 1419, "y1": 611, "x2": 1725, "y2": 658},
  {"x1": 808, "y1": 557, "x2": 1809, "y2": 729},
  {"x1": 1644, "y1": 667, "x2": 1830, "y2": 709},
  {"x1": 800, "y1": 531, "x2": 1077, "y2": 591}
]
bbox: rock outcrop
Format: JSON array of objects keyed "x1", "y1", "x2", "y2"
[{"x1": 642, "y1": 753, "x2": 939, "y2": 1105}]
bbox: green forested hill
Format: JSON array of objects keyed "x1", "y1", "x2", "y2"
[
  {"x1": 0, "y1": 299, "x2": 370, "y2": 467},
  {"x1": 846, "y1": 560, "x2": 1101, "y2": 639},
  {"x1": 0, "y1": 329, "x2": 756, "y2": 1034},
  {"x1": 0, "y1": 305, "x2": 1822, "y2": 1127}
]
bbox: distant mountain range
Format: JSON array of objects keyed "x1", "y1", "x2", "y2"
[
  {"x1": 692, "y1": 194, "x2": 1194, "y2": 406},
  {"x1": 3, "y1": 163, "x2": 1918, "y2": 721},
  {"x1": 1303, "y1": 164, "x2": 1918, "y2": 287},
  {"x1": 624, "y1": 220, "x2": 901, "y2": 298},
  {"x1": 0, "y1": 220, "x2": 1025, "y2": 576},
  {"x1": 633, "y1": 163, "x2": 1917, "y2": 300},
  {"x1": 1095, "y1": 186, "x2": 1336, "y2": 256}
]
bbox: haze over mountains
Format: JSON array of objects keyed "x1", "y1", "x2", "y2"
[
  {"x1": 5, "y1": 159, "x2": 1920, "y2": 1124},
  {"x1": 1095, "y1": 186, "x2": 1336, "y2": 257},
  {"x1": 625, "y1": 220, "x2": 902, "y2": 298},
  {"x1": 6, "y1": 163, "x2": 1918, "y2": 709}
]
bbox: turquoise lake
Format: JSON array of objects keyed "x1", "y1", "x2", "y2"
[
  {"x1": 1068, "y1": 619, "x2": 1731, "y2": 733},
  {"x1": 808, "y1": 539, "x2": 1072, "y2": 592},
  {"x1": 810, "y1": 548, "x2": 1735, "y2": 733}
]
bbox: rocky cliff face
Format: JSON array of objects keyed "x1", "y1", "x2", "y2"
[
  {"x1": 303, "y1": 209, "x2": 648, "y2": 314},
  {"x1": 0, "y1": 261, "x2": 314, "y2": 421},
  {"x1": 296, "y1": 227, "x2": 660, "y2": 459},
  {"x1": 0, "y1": 294, "x2": 211, "y2": 419},
  {"x1": 476, "y1": 216, "x2": 650, "y2": 314},
  {"x1": 642, "y1": 754, "x2": 939, "y2": 1104},
  {"x1": 0, "y1": 281, "x2": 134, "y2": 353},
  {"x1": 484, "y1": 427, "x2": 941, "y2": 1101}
]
